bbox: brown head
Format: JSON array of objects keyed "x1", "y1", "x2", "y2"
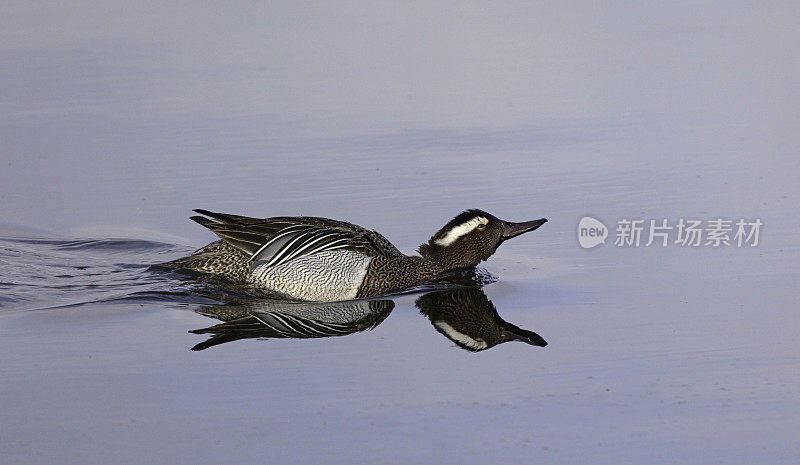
[{"x1": 418, "y1": 209, "x2": 547, "y2": 270}]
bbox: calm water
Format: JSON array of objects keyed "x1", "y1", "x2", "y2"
[{"x1": 2, "y1": 2, "x2": 799, "y2": 464}]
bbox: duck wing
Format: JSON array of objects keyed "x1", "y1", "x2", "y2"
[
  {"x1": 190, "y1": 209, "x2": 392, "y2": 268},
  {"x1": 189, "y1": 299, "x2": 394, "y2": 350}
]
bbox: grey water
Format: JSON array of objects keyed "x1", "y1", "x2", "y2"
[{"x1": 2, "y1": 2, "x2": 799, "y2": 464}]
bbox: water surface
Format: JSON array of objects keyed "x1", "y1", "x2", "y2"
[{"x1": 1, "y1": 2, "x2": 799, "y2": 464}]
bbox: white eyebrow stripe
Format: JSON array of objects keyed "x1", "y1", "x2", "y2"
[
  {"x1": 434, "y1": 216, "x2": 488, "y2": 246},
  {"x1": 433, "y1": 321, "x2": 488, "y2": 350}
]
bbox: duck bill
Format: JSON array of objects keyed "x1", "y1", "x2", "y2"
[
  {"x1": 501, "y1": 218, "x2": 547, "y2": 240},
  {"x1": 499, "y1": 327, "x2": 548, "y2": 347}
]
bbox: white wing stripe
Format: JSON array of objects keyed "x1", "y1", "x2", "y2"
[
  {"x1": 253, "y1": 227, "x2": 357, "y2": 269},
  {"x1": 267, "y1": 232, "x2": 331, "y2": 267},
  {"x1": 248, "y1": 226, "x2": 308, "y2": 262},
  {"x1": 256, "y1": 312, "x2": 352, "y2": 338},
  {"x1": 263, "y1": 232, "x2": 309, "y2": 267},
  {"x1": 284, "y1": 238, "x2": 349, "y2": 263},
  {"x1": 278, "y1": 232, "x2": 339, "y2": 264}
]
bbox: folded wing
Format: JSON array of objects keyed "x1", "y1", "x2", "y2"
[{"x1": 190, "y1": 209, "x2": 377, "y2": 269}]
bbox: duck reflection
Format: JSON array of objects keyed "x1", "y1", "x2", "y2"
[
  {"x1": 416, "y1": 288, "x2": 547, "y2": 351},
  {"x1": 189, "y1": 287, "x2": 546, "y2": 352},
  {"x1": 189, "y1": 299, "x2": 394, "y2": 351}
]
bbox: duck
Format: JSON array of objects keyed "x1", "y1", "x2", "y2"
[
  {"x1": 159, "y1": 208, "x2": 547, "y2": 301},
  {"x1": 416, "y1": 288, "x2": 547, "y2": 351}
]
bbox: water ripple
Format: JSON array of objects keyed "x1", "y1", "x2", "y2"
[{"x1": 0, "y1": 232, "x2": 202, "y2": 313}]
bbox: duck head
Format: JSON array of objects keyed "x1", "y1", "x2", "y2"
[
  {"x1": 416, "y1": 287, "x2": 547, "y2": 352},
  {"x1": 418, "y1": 209, "x2": 547, "y2": 270}
]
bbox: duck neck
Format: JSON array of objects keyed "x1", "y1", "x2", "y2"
[
  {"x1": 417, "y1": 254, "x2": 447, "y2": 277},
  {"x1": 416, "y1": 246, "x2": 472, "y2": 275}
]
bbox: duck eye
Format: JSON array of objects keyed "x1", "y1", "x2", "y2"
[{"x1": 476, "y1": 223, "x2": 486, "y2": 230}]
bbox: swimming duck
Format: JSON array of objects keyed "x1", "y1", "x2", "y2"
[{"x1": 160, "y1": 209, "x2": 546, "y2": 301}]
